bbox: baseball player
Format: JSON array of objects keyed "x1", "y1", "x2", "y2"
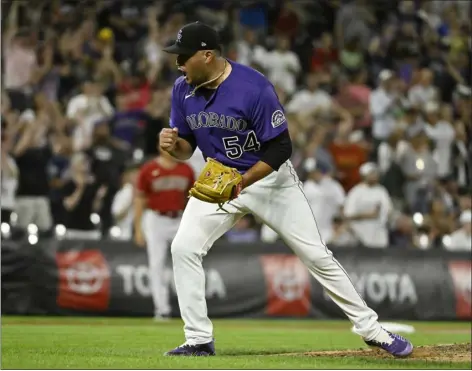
[
  {"x1": 159, "y1": 22, "x2": 413, "y2": 357},
  {"x1": 134, "y1": 150, "x2": 194, "y2": 320}
]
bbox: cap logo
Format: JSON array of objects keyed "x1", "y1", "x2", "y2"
[
  {"x1": 201, "y1": 42, "x2": 206, "y2": 47},
  {"x1": 176, "y1": 29, "x2": 183, "y2": 44}
]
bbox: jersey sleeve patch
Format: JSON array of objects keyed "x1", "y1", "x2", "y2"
[{"x1": 271, "y1": 110, "x2": 286, "y2": 128}]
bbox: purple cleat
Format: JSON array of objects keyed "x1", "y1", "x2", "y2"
[
  {"x1": 164, "y1": 340, "x2": 216, "y2": 356},
  {"x1": 365, "y1": 329, "x2": 413, "y2": 357}
]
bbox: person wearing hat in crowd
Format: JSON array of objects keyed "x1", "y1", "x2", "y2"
[
  {"x1": 423, "y1": 101, "x2": 455, "y2": 178},
  {"x1": 447, "y1": 209, "x2": 472, "y2": 251},
  {"x1": 376, "y1": 99, "x2": 421, "y2": 192},
  {"x1": 407, "y1": 68, "x2": 439, "y2": 111},
  {"x1": 98, "y1": 28, "x2": 114, "y2": 43},
  {"x1": 303, "y1": 158, "x2": 346, "y2": 244},
  {"x1": 85, "y1": 119, "x2": 130, "y2": 232},
  {"x1": 343, "y1": 162, "x2": 394, "y2": 248},
  {"x1": 398, "y1": 125, "x2": 438, "y2": 212},
  {"x1": 62, "y1": 152, "x2": 105, "y2": 239},
  {"x1": 66, "y1": 79, "x2": 114, "y2": 151},
  {"x1": 369, "y1": 69, "x2": 402, "y2": 154},
  {"x1": 82, "y1": 27, "x2": 119, "y2": 65}
]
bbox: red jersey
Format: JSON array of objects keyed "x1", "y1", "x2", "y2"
[
  {"x1": 118, "y1": 80, "x2": 151, "y2": 110},
  {"x1": 137, "y1": 159, "x2": 195, "y2": 213},
  {"x1": 329, "y1": 142, "x2": 367, "y2": 192}
]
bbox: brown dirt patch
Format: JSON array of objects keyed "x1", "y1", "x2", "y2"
[{"x1": 280, "y1": 343, "x2": 472, "y2": 363}]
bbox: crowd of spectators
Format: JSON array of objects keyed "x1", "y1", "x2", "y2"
[{"x1": 1, "y1": 0, "x2": 471, "y2": 251}]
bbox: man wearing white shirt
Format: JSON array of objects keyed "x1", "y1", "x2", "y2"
[
  {"x1": 236, "y1": 29, "x2": 267, "y2": 67},
  {"x1": 408, "y1": 69, "x2": 438, "y2": 110},
  {"x1": 253, "y1": 35, "x2": 301, "y2": 95},
  {"x1": 423, "y1": 101, "x2": 455, "y2": 177},
  {"x1": 66, "y1": 80, "x2": 114, "y2": 151},
  {"x1": 343, "y1": 162, "x2": 393, "y2": 248},
  {"x1": 303, "y1": 158, "x2": 346, "y2": 244},
  {"x1": 286, "y1": 73, "x2": 333, "y2": 116},
  {"x1": 370, "y1": 70, "x2": 400, "y2": 143},
  {"x1": 448, "y1": 210, "x2": 471, "y2": 251},
  {"x1": 111, "y1": 164, "x2": 139, "y2": 240},
  {"x1": 1, "y1": 147, "x2": 19, "y2": 223}
]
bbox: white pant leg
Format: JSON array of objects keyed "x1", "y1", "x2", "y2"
[
  {"x1": 35, "y1": 197, "x2": 53, "y2": 231},
  {"x1": 143, "y1": 210, "x2": 173, "y2": 316},
  {"x1": 15, "y1": 197, "x2": 35, "y2": 228},
  {"x1": 260, "y1": 224, "x2": 279, "y2": 243},
  {"x1": 171, "y1": 197, "x2": 245, "y2": 344},
  {"x1": 243, "y1": 173, "x2": 381, "y2": 340}
]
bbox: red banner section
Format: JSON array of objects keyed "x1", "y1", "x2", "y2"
[
  {"x1": 260, "y1": 254, "x2": 311, "y2": 316},
  {"x1": 56, "y1": 249, "x2": 111, "y2": 311},
  {"x1": 448, "y1": 260, "x2": 472, "y2": 319}
]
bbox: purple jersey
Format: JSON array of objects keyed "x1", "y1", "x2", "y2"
[{"x1": 169, "y1": 60, "x2": 288, "y2": 172}]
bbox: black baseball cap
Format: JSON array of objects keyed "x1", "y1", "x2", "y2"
[{"x1": 163, "y1": 22, "x2": 220, "y2": 55}]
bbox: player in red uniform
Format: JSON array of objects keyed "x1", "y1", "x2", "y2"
[{"x1": 134, "y1": 150, "x2": 195, "y2": 320}]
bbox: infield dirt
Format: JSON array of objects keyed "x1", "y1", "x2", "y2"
[{"x1": 278, "y1": 343, "x2": 472, "y2": 363}]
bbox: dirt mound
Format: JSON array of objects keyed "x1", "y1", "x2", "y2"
[{"x1": 284, "y1": 343, "x2": 471, "y2": 363}]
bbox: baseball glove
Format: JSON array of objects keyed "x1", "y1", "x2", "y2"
[{"x1": 189, "y1": 158, "x2": 243, "y2": 205}]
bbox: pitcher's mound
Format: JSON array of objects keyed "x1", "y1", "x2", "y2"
[{"x1": 290, "y1": 343, "x2": 471, "y2": 363}]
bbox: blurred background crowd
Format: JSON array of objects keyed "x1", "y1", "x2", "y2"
[{"x1": 1, "y1": 0, "x2": 471, "y2": 250}]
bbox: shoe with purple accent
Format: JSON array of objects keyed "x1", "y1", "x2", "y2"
[
  {"x1": 365, "y1": 329, "x2": 413, "y2": 357},
  {"x1": 164, "y1": 340, "x2": 216, "y2": 356}
]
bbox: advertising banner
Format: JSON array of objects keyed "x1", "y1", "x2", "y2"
[{"x1": 1, "y1": 239, "x2": 470, "y2": 320}]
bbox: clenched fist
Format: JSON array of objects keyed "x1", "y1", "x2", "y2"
[{"x1": 159, "y1": 127, "x2": 178, "y2": 152}]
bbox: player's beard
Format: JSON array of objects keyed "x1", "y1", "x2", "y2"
[{"x1": 188, "y1": 71, "x2": 209, "y2": 86}]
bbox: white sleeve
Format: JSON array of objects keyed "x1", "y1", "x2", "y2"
[
  {"x1": 289, "y1": 53, "x2": 301, "y2": 73},
  {"x1": 320, "y1": 94, "x2": 334, "y2": 109},
  {"x1": 369, "y1": 92, "x2": 391, "y2": 117},
  {"x1": 66, "y1": 96, "x2": 82, "y2": 119},
  {"x1": 19, "y1": 109, "x2": 36, "y2": 124},
  {"x1": 343, "y1": 188, "x2": 359, "y2": 217},
  {"x1": 286, "y1": 92, "x2": 304, "y2": 113},
  {"x1": 260, "y1": 224, "x2": 279, "y2": 243},
  {"x1": 379, "y1": 188, "x2": 393, "y2": 224},
  {"x1": 447, "y1": 232, "x2": 461, "y2": 251},
  {"x1": 408, "y1": 87, "x2": 421, "y2": 106},
  {"x1": 252, "y1": 46, "x2": 269, "y2": 68},
  {"x1": 6, "y1": 156, "x2": 19, "y2": 178},
  {"x1": 333, "y1": 182, "x2": 346, "y2": 207},
  {"x1": 100, "y1": 96, "x2": 114, "y2": 116},
  {"x1": 111, "y1": 185, "x2": 133, "y2": 216},
  {"x1": 377, "y1": 142, "x2": 392, "y2": 173},
  {"x1": 395, "y1": 140, "x2": 409, "y2": 163}
]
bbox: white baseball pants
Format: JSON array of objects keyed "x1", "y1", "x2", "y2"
[
  {"x1": 171, "y1": 161, "x2": 382, "y2": 344},
  {"x1": 142, "y1": 210, "x2": 181, "y2": 316}
]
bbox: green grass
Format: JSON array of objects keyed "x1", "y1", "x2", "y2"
[{"x1": 1, "y1": 317, "x2": 471, "y2": 369}]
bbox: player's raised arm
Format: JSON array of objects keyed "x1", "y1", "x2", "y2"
[
  {"x1": 159, "y1": 127, "x2": 195, "y2": 161},
  {"x1": 159, "y1": 80, "x2": 196, "y2": 161},
  {"x1": 241, "y1": 86, "x2": 292, "y2": 189}
]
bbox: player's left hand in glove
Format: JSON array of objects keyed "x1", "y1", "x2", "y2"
[{"x1": 189, "y1": 158, "x2": 243, "y2": 207}]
